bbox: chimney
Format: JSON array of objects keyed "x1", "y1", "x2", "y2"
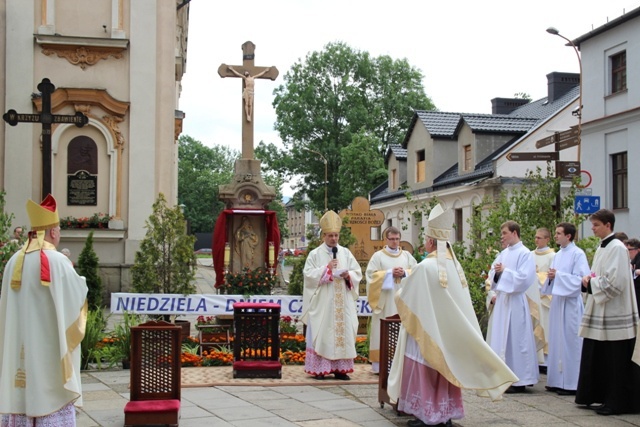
[
  {"x1": 491, "y1": 98, "x2": 530, "y2": 115},
  {"x1": 547, "y1": 72, "x2": 580, "y2": 102}
]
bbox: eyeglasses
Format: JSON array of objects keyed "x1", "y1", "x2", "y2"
[
  {"x1": 627, "y1": 247, "x2": 639, "y2": 252},
  {"x1": 386, "y1": 237, "x2": 401, "y2": 241}
]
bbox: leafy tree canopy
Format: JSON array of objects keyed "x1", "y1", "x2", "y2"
[
  {"x1": 257, "y1": 41, "x2": 435, "y2": 212},
  {"x1": 178, "y1": 135, "x2": 238, "y2": 233}
]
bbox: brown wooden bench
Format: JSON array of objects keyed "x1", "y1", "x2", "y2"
[{"x1": 124, "y1": 320, "x2": 181, "y2": 427}]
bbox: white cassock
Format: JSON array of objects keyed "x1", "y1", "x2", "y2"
[
  {"x1": 541, "y1": 242, "x2": 589, "y2": 390},
  {"x1": 487, "y1": 241, "x2": 539, "y2": 386},
  {"x1": 365, "y1": 247, "x2": 416, "y2": 373},
  {"x1": 301, "y1": 243, "x2": 361, "y2": 370},
  {"x1": 533, "y1": 248, "x2": 555, "y2": 362}
]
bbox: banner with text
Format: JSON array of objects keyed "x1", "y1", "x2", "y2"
[{"x1": 110, "y1": 293, "x2": 372, "y2": 317}]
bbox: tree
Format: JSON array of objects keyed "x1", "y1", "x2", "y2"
[
  {"x1": 258, "y1": 41, "x2": 435, "y2": 212},
  {"x1": 76, "y1": 231, "x2": 103, "y2": 309},
  {"x1": 0, "y1": 191, "x2": 20, "y2": 292},
  {"x1": 178, "y1": 135, "x2": 238, "y2": 233},
  {"x1": 131, "y1": 193, "x2": 197, "y2": 295}
]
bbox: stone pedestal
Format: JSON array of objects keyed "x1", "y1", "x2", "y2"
[{"x1": 219, "y1": 159, "x2": 276, "y2": 209}]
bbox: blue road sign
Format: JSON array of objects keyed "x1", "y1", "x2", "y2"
[{"x1": 574, "y1": 196, "x2": 600, "y2": 214}]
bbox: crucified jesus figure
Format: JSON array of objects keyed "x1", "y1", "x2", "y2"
[{"x1": 228, "y1": 66, "x2": 271, "y2": 122}]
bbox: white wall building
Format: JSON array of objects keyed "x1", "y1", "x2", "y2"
[{"x1": 576, "y1": 6, "x2": 640, "y2": 237}]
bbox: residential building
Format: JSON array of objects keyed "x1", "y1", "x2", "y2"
[
  {"x1": 370, "y1": 72, "x2": 580, "y2": 247},
  {"x1": 284, "y1": 197, "x2": 319, "y2": 250},
  {"x1": 576, "y1": 6, "x2": 640, "y2": 237}
]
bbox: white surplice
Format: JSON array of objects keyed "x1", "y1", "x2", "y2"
[
  {"x1": 486, "y1": 241, "x2": 539, "y2": 386},
  {"x1": 541, "y1": 242, "x2": 589, "y2": 390},
  {"x1": 365, "y1": 247, "x2": 416, "y2": 372}
]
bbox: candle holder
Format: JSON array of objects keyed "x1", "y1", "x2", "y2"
[{"x1": 223, "y1": 242, "x2": 230, "y2": 274}]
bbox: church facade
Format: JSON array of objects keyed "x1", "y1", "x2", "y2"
[{"x1": 0, "y1": 1, "x2": 190, "y2": 293}]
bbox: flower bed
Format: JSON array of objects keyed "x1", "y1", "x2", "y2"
[{"x1": 60, "y1": 213, "x2": 112, "y2": 229}]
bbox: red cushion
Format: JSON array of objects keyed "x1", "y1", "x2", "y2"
[
  {"x1": 233, "y1": 302, "x2": 281, "y2": 310},
  {"x1": 124, "y1": 399, "x2": 180, "y2": 413},
  {"x1": 233, "y1": 360, "x2": 282, "y2": 370}
]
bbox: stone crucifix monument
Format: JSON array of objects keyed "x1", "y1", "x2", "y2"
[{"x1": 213, "y1": 42, "x2": 281, "y2": 286}]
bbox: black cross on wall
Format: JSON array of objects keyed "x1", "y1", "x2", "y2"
[{"x1": 3, "y1": 78, "x2": 89, "y2": 200}]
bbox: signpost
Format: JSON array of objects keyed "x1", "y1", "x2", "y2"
[
  {"x1": 2, "y1": 78, "x2": 89, "y2": 199},
  {"x1": 506, "y1": 152, "x2": 559, "y2": 161},
  {"x1": 536, "y1": 126, "x2": 579, "y2": 149},
  {"x1": 574, "y1": 196, "x2": 600, "y2": 214}
]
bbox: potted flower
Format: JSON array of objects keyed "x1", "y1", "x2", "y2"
[{"x1": 221, "y1": 267, "x2": 277, "y2": 296}]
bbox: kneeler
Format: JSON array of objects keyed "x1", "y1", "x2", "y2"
[{"x1": 124, "y1": 321, "x2": 181, "y2": 427}]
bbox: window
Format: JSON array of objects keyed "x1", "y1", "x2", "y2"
[
  {"x1": 611, "y1": 51, "x2": 627, "y2": 94},
  {"x1": 463, "y1": 145, "x2": 472, "y2": 171},
  {"x1": 391, "y1": 169, "x2": 397, "y2": 190},
  {"x1": 612, "y1": 151, "x2": 627, "y2": 209},
  {"x1": 416, "y1": 150, "x2": 425, "y2": 183},
  {"x1": 455, "y1": 208, "x2": 463, "y2": 242}
]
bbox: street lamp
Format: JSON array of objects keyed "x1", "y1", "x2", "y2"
[
  {"x1": 546, "y1": 26, "x2": 582, "y2": 161},
  {"x1": 303, "y1": 147, "x2": 328, "y2": 212}
]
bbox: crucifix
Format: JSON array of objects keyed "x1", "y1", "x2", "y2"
[
  {"x1": 3, "y1": 78, "x2": 89, "y2": 199},
  {"x1": 218, "y1": 41, "x2": 278, "y2": 159}
]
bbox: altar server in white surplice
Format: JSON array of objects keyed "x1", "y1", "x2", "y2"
[
  {"x1": 541, "y1": 222, "x2": 589, "y2": 395},
  {"x1": 487, "y1": 220, "x2": 539, "y2": 393},
  {"x1": 365, "y1": 226, "x2": 416, "y2": 374},
  {"x1": 532, "y1": 227, "x2": 555, "y2": 366}
]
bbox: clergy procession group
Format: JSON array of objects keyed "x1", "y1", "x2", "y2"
[{"x1": 301, "y1": 206, "x2": 640, "y2": 427}]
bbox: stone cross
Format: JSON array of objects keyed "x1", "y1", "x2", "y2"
[
  {"x1": 218, "y1": 41, "x2": 278, "y2": 159},
  {"x1": 3, "y1": 78, "x2": 88, "y2": 199}
]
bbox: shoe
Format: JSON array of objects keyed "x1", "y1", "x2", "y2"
[
  {"x1": 312, "y1": 374, "x2": 325, "y2": 380},
  {"x1": 505, "y1": 385, "x2": 526, "y2": 394},
  {"x1": 595, "y1": 405, "x2": 617, "y2": 416},
  {"x1": 539, "y1": 366, "x2": 547, "y2": 374},
  {"x1": 407, "y1": 419, "x2": 427, "y2": 427},
  {"x1": 586, "y1": 403, "x2": 605, "y2": 410},
  {"x1": 545, "y1": 386, "x2": 560, "y2": 392},
  {"x1": 334, "y1": 372, "x2": 350, "y2": 380},
  {"x1": 556, "y1": 389, "x2": 576, "y2": 396}
]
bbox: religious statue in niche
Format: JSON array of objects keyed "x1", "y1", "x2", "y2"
[
  {"x1": 227, "y1": 66, "x2": 271, "y2": 122},
  {"x1": 235, "y1": 216, "x2": 258, "y2": 268}
]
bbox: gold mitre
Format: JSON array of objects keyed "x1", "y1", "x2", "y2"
[
  {"x1": 26, "y1": 194, "x2": 59, "y2": 231},
  {"x1": 426, "y1": 203, "x2": 453, "y2": 241},
  {"x1": 319, "y1": 210, "x2": 342, "y2": 233}
]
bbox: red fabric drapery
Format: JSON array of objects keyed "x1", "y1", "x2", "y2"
[{"x1": 211, "y1": 210, "x2": 281, "y2": 289}]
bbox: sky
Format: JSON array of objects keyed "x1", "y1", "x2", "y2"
[{"x1": 179, "y1": 0, "x2": 639, "y2": 196}]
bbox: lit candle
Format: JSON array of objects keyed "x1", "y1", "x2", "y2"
[
  {"x1": 268, "y1": 242, "x2": 275, "y2": 266},
  {"x1": 224, "y1": 242, "x2": 230, "y2": 265}
]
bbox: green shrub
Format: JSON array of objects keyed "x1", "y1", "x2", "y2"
[
  {"x1": 77, "y1": 231, "x2": 103, "y2": 309},
  {"x1": 81, "y1": 309, "x2": 107, "y2": 370}
]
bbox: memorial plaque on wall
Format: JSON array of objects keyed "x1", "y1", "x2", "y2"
[{"x1": 68, "y1": 170, "x2": 97, "y2": 205}]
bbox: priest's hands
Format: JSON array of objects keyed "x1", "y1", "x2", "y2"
[{"x1": 392, "y1": 267, "x2": 405, "y2": 278}]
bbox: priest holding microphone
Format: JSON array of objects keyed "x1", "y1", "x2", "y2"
[{"x1": 301, "y1": 211, "x2": 362, "y2": 380}]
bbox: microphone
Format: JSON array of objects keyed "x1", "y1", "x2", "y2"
[{"x1": 332, "y1": 246, "x2": 338, "y2": 259}]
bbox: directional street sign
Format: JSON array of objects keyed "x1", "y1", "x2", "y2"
[
  {"x1": 574, "y1": 196, "x2": 600, "y2": 214},
  {"x1": 536, "y1": 126, "x2": 580, "y2": 149},
  {"x1": 556, "y1": 136, "x2": 580, "y2": 151},
  {"x1": 507, "y1": 152, "x2": 559, "y2": 161}
]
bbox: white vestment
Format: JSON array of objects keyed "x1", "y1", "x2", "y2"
[
  {"x1": 0, "y1": 243, "x2": 88, "y2": 418},
  {"x1": 301, "y1": 243, "x2": 361, "y2": 361},
  {"x1": 541, "y1": 242, "x2": 589, "y2": 390},
  {"x1": 365, "y1": 247, "x2": 416, "y2": 372},
  {"x1": 388, "y1": 250, "x2": 517, "y2": 403},
  {"x1": 533, "y1": 248, "x2": 555, "y2": 362},
  {"x1": 486, "y1": 241, "x2": 539, "y2": 386}
]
